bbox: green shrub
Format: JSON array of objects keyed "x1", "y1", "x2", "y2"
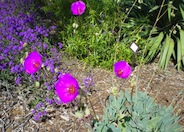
[
  {"x1": 36, "y1": 0, "x2": 184, "y2": 70},
  {"x1": 38, "y1": 0, "x2": 151, "y2": 69},
  {"x1": 94, "y1": 90, "x2": 182, "y2": 132}
]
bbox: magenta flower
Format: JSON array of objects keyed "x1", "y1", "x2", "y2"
[
  {"x1": 55, "y1": 73, "x2": 79, "y2": 104},
  {"x1": 71, "y1": 1, "x2": 86, "y2": 16},
  {"x1": 114, "y1": 61, "x2": 132, "y2": 79},
  {"x1": 24, "y1": 51, "x2": 42, "y2": 74}
]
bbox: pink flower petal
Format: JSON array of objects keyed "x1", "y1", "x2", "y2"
[
  {"x1": 114, "y1": 61, "x2": 132, "y2": 79},
  {"x1": 55, "y1": 73, "x2": 79, "y2": 104},
  {"x1": 71, "y1": 1, "x2": 86, "y2": 16},
  {"x1": 24, "y1": 51, "x2": 42, "y2": 74}
]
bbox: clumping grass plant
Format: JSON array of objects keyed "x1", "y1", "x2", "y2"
[{"x1": 0, "y1": 0, "x2": 183, "y2": 131}]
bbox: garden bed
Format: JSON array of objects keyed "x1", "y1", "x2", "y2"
[
  {"x1": 1, "y1": 0, "x2": 184, "y2": 131},
  {"x1": 1, "y1": 57, "x2": 184, "y2": 131}
]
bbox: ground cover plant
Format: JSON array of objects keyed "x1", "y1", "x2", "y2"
[{"x1": 0, "y1": 0, "x2": 184, "y2": 131}]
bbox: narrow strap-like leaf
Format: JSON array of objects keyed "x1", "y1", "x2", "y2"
[
  {"x1": 159, "y1": 35, "x2": 174, "y2": 69},
  {"x1": 165, "y1": 35, "x2": 174, "y2": 69},
  {"x1": 177, "y1": 38, "x2": 181, "y2": 70},
  {"x1": 180, "y1": 30, "x2": 184, "y2": 65}
]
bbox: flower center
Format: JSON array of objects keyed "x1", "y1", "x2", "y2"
[
  {"x1": 68, "y1": 85, "x2": 76, "y2": 94},
  {"x1": 33, "y1": 61, "x2": 40, "y2": 69},
  {"x1": 77, "y1": 8, "x2": 81, "y2": 14},
  {"x1": 117, "y1": 70, "x2": 123, "y2": 76}
]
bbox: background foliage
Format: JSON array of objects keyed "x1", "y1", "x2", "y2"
[
  {"x1": 36, "y1": 0, "x2": 184, "y2": 70},
  {"x1": 143, "y1": 0, "x2": 184, "y2": 70},
  {"x1": 36, "y1": 0, "x2": 151, "y2": 69}
]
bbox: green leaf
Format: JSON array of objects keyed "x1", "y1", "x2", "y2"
[
  {"x1": 149, "y1": 5, "x2": 160, "y2": 13},
  {"x1": 180, "y1": 30, "x2": 184, "y2": 65},
  {"x1": 146, "y1": 32, "x2": 164, "y2": 62},
  {"x1": 159, "y1": 41, "x2": 167, "y2": 68},
  {"x1": 125, "y1": 91, "x2": 131, "y2": 102},
  {"x1": 177, "y1": 38, "x2": 181, "y2": 70},
  {"x1": 159, "y1": 35, "x2": 174, "y2": 69},
  {"x1": 107, "y1": 124, "x2": 121, "y2": 132},
  {"x1": 179, "y1": 6, "x2": 184, "y2": 19},
  {"x1": 167, "y1": 2, "x2": 172, "y2": 22},
  {"x1": 164, "y1": 36, "x2": 174, "y2": 68}
]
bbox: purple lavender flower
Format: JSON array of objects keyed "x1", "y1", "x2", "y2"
[
  {"x1": 83, "y1": 76, "x2": 94, "y2": 88},
  {"x1": 50, "y1": 25, "x2": 56, "y2": 30},
  {"x1": 54, "y1": 98, "x2": 62, "y2": 105},
  {"x1": 8, "y1": 61, "x2": 13, "y2": 67},
  {"x1": 32, "y1": 109, "x2": 36, "y2": 114},
  {"x1": 47, "y1": 86, "x2": 53, "y2": 90},
  {"x1": 58, "y1": 42, "x2": 63, "y2": 49},
  {"x1": 37, "y1": 111, "x2": 43, "y2": 116},
  {"x1": 98, "y1": 20, "x2": 102, "y2": 24},
  {"x1": 35, "y1": 102, "x2": 44, "y2": 109},
  {"x1": 30, "y1": 74, "x2": 36, "y2": 81},
  {"x1": 15, "y1": 76, "x2": 21, "y2": 85},
  {"x1": 44, "y1": 82, "x2": 49, "y2": 87},
  {"x1": 33, "y1": 110, "x2": 47, "y2": 121},
  {"x1": 43, "y1": 43, "x2": 47, "y2": 49},
  {"x1": 48, "y1": 64, "x2": 55, "y2": 73},
  {"x1": 43, "y1": 110, "x2": 47, "y2": 115},
  {"x1": 45, "y1": 97, "x2": 54, "y2": 105},
  {"x1": 11, "y1": 65, "x2": 20, "y2": 73},
  {"x1": 33, "y1": 114, "x2": 40, "y2": 121}
]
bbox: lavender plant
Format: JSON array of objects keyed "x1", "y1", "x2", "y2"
[
  {"x1": 0, "y1": 0, "x2": 64, "y2": 116},
  {"x1": 0, "y1": 0, "x2": 50, "y2": 82}
]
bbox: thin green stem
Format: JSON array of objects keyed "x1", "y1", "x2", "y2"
[
  {"x1": 135, "y1": 0, "x2": 166, "y2": 94},
  {"x1": 114, "y1": 0, "x2": 138, "y2": 63},
  {"x1": 140, "y1": 0, "x2": 166, "y2": 65},
  {"x1": 80, "y1": 88, "x2": 98, "y2": 121}
]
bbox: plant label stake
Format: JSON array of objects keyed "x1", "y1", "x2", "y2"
[{"x1": 130, "y1": 42, "x2": 138, "y2": 67}]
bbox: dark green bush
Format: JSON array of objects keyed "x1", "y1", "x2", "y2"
[{"x1": 144, "y1": 0, "x2": 184, "y2": 70}]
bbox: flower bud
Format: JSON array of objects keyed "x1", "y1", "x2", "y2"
[
  {"x1": 20, "y1": 58, "x2": 24, "y2": 64},
  {"x1": 35, "y1": 81, "x2": 40, "y2": 88},
  {"x1": 72, "y1": 23, "x2": 78, "y2": 29},
  {"x1": 84, "y1": 107, "x2": 90, "y2": 117},
  {"x1": 41, "y1": 63, "x2": 44, "y2": 68},
  {"x1": 25, "y1": 52, "x2": 28, "y2": 58},
  {"x1": 75, "y1": 110, "x2": 84, "y2": 119},
  {"x1": 54, "y1": 67, "x2": 58, "y2": 73},
  {"x1": 23, "y1": 42, "x2": 27, "y2": 47},
  {"x1": 46, "y1": 66, "x2": 50, "y2": 71},
  {"x1": 111, "y1": 86, "x2": 118, "y2": 96}
]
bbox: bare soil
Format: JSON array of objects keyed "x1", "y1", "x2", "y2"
[{"x1": 1, "y1": 58, "x2": 184, "y2": 132}]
